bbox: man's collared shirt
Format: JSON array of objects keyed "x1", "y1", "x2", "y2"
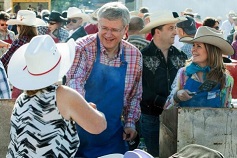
[
  {"x1": 37, "y1": 26, "x2": 69, "y2": 43},
  {"x1": 66, "y1": 34, "x2": 143, "y2": 129}
]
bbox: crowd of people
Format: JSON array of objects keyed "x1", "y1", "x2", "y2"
[{"x1": 0, "y1": 1, "x2": 236, "y2": 158}]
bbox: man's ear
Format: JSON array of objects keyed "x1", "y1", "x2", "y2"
[{"x1": 124, "y1": 25, "x2": 129, "y2": 32}]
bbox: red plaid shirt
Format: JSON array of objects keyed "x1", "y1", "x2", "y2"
[{"x1": 0, "y1": 36, "x2": 30, "y2": 71}]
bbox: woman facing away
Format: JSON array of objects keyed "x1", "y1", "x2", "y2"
[
  {"x1": 0, "y1": 10, "x2": 46, "y2": 99},
  {"x1": 165, "y1": 26, "x2": 234, "y2": 109},
  {"x1": 6, "y1": 35, "x2": 107, "y2": 157}
]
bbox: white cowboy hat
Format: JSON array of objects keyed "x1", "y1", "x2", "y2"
[
  {"x1": 226, "y1": 10, "x2": 236, "y2": 18},
  {"x1": 140, "y1": 10, "x2": 187, "y2": 34},
  {"x1": 67, "y1": 7, "x2": 90, "y2": 23},
  {"x1": 7, "y1": 10, "x2": 46, "y2": 27},
  {"x1": 124, "y1": 149, "x2": 154, "y2": 158},
  {"x1": 179, "y1": 26, "x2": 234, "y2": 55},
  {"x1": 8, "y1": 35, "x2": 76, "y2": 90}
]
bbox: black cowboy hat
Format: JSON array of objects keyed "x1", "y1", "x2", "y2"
[{"x1": 44, "y1": 11, "x2": 66, "y2": 22}]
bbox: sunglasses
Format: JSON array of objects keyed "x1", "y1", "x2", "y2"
[
  {"x1": 0, "y1": 24, "x2": 8, "y2": 26},
  {"x1": 48, "y1": 22, "x2": 57, "y2": 25},
  {"x1": 66, "y1": 19, "x2": 78, "y2": 24}
]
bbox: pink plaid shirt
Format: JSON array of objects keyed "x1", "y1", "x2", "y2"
[{"x1": 66, "y1": 34, "x2": 142, "y2": 129}]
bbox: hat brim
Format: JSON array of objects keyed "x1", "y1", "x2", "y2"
[
  {"x1": 180, "y1": 35, "x2": 234, "y2": 55},
  {"x1": 67, "y1": 13, "x2": 90, "y2": 23},
  {"x1": 140, "y1": 17, "x2": 187, "y2": 34},
  {"x1": 44, "y1": 16, "x2": 66, "y2": 22},
  {"x1": 7, "y1": 18, "x2": 47, "y2": 27},
  {"x1": 183, "y1": 12, "x2": 197, "y2": 16},
  {"x1": 8, "y1": 39, "x2": 75, "y2": 90}
]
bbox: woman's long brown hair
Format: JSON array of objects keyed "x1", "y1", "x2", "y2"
[
  {"x1": 205, "y1": 43, "x2": 227, "y2": 89},
  {"x1": 17, "y1": 25, "x2": 37, "y2": 40}
]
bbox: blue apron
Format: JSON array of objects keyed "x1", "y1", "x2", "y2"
[
  {"x1": 179, "y1": 78, "x2": 221, "y2": 108},
  {"x1": 75, "y1": 36, "x2": 128, "y2": 158}
]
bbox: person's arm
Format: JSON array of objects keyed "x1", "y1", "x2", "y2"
[
  {"x1": 0, "y1": 62, "x2": 11, "y2": 99},
  {"x1": 164, "y1": 68, "x2": 185, "y2": 109},
  {"x1": 0, "y1": 38, "x2": 26, "y2": 71},
  {"x1": 66, "y1": 45, "x2": 89, "y2": 96},
  {"x1": 222, "y1": 74, "x2": 234, "y2": 107},
  {"x1": 0, "y1": 40, "x2": 10, "y2": 49},
  {"x1": 57, "y1": 85, "x2": 107, "y2": 134},
  {"x1": 123, "y1": 50, "x2": 142, "y2": 140}
]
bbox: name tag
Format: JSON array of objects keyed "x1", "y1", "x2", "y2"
[{"x1": 207, "y1": 91, "x2": 217, "y2": 99}]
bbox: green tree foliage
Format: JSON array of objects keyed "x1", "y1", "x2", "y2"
[{"x1": 51, "y1": 0, "x2": 95, "y2": 12}]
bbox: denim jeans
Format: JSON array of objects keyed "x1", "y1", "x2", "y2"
[{"x1": 139, "y1": 113, "x2": 160, "y2": 157}]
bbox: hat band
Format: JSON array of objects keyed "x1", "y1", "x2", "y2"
[{"x1": 23, "y1": 56, "x2": 61, "y2": 76}]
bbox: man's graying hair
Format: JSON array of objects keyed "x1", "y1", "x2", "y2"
[{"x1": 97, "y1": 2, "x2": 130, "y2": 26}]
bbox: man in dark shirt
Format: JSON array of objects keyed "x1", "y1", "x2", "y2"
[
  {"x1": 139, "y1": 11, "x2": 188, "y2": 157},
  {"x1": 66, "y1": 7, "x2": 89, "y2": 41}
]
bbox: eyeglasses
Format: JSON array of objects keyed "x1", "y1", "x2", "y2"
[
  {"x1": 48, "y1": 22, "x2": 57, "y2": 25},
  {"x1": 0, "y1": 24, "x2": 8, "y2": 27},
  {"x1": 66, "y1": 19, "x2": 78, "y2": 25},
  {"x1": 99, "y1": 25, "x2": 125, "y2": 34}
]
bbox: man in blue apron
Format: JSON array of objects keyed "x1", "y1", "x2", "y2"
[{"x1": 66, "y1": 2, "x2": 143, "y2": 158}]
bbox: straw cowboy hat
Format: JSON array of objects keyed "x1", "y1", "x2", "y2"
[
  {"x1": 44, "y1": 10, "x2": 66, "y2": 22},
  {"x1": 7, "y1": 10, "x2": 46, "y2": 27},
  {"x1": 140, "y1": 10, "x2": 186, "y2": 34},
  {"x1": 180, "y1": 26, "x2": 234, "y2": 55},
  {"x1": 67, "y1": 7, "x2": 90, "y2": 23},
  {"x1": 183, "y1": 8, "x2": 197, "y2": 16},
  {"x1": 89, "y1": 8, "x2": 99, "y2": 24},
  {"x1": 169, "y1": 144, "x2": 224, "y2": 158},
  {"x1": 7, "y1": 35, "x2": 76, "y2": 90}
]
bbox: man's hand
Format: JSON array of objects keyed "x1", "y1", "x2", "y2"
[
  {"x1": 123, "y1": 127, "x2": 137, "y2": 141},
  {"x1": 88, "y1": 102, "x2": 97, "y2": 109}
]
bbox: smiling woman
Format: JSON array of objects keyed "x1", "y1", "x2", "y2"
[{"x1": 164, "y1": 26, "x2": 234, "y2": 109}]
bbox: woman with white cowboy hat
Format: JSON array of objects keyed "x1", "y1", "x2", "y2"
[
  {"x1": 165, "y1": 26, "x2": 234, "y2": 109},
  {"x1": 6, "y1": 35, "x2": 107, "y2": 157},
  {"x1": 0, "y1": 9, "x2": 46, "y2": 99},
  {"x1": 37, "y1": 10, "x2": 69, "y2": 43}
]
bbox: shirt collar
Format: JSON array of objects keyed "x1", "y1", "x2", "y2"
[{"x1": 100, "y1": 40, "x2": 122, "y2": 59}]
